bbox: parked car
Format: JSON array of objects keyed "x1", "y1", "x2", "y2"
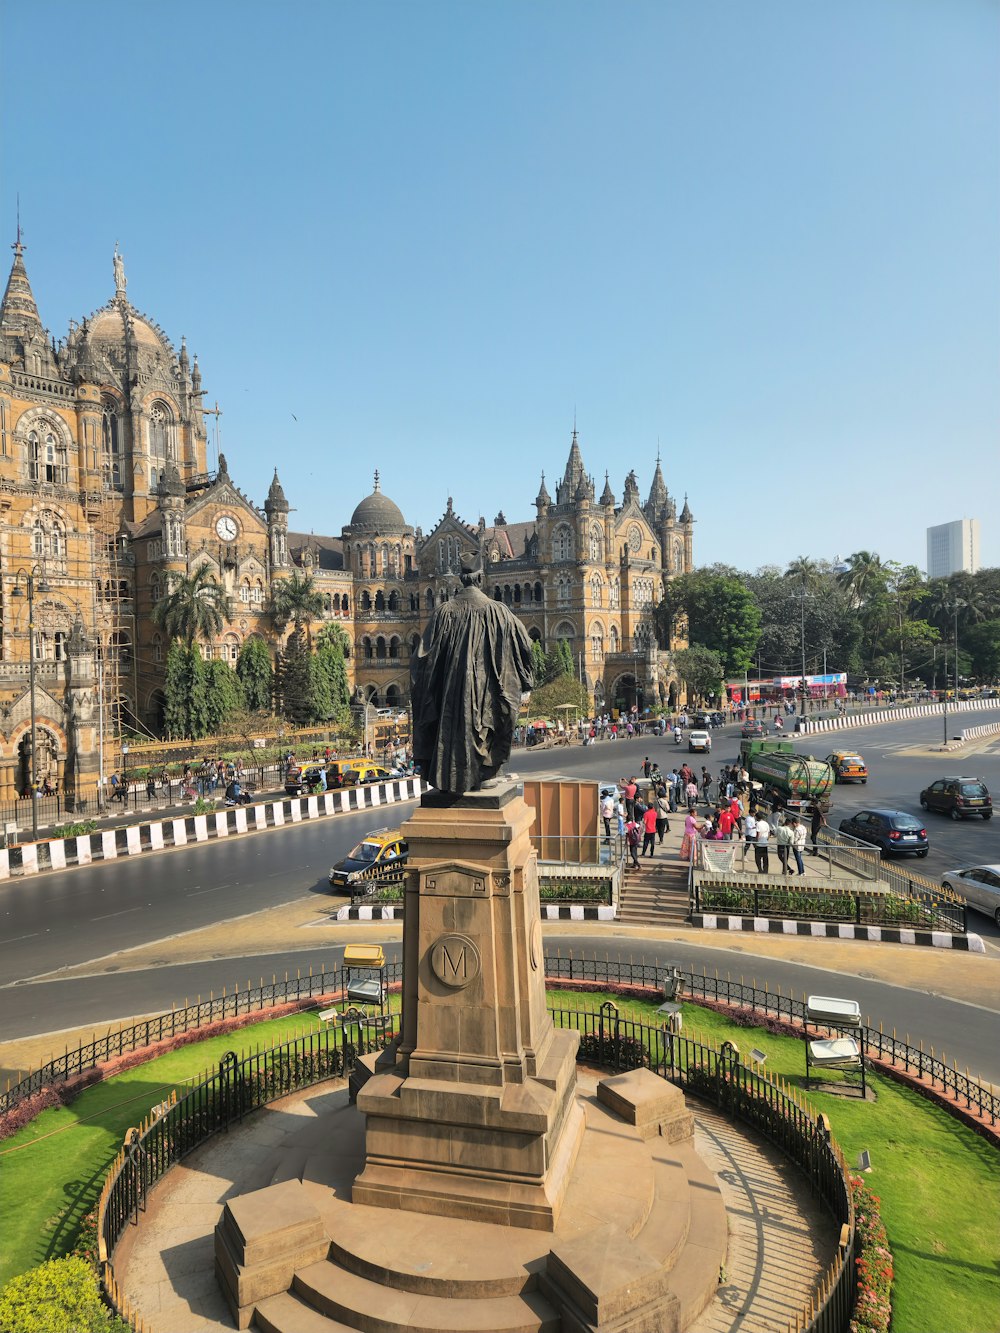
[
  {"x1": 688, "y1": 729, "x2": 712, "y2": 753},
  {"x1": 284, "y1": 762, "x2": 327, "y2": 795},
  {"x1": 824, "y1": 751, "x2": 869, "y2": 784},
  {"x1": 326, "y1": 759, "x2": 370, "y2": 789},
  {"x1": 838, "y1": 808, "x2": 928, "y2": 858},
  {"x1": 329, "y1": 827, "x2": 408, "y2": 899},
  {"x1": 940, "y1": 864, "x2": 1000, "y2": 927},
  {"x1": 919, "y1": 776, "x2": 992, "y2": 821},
  {"x1": 741, "y1": 721, "x2": 765, "y2": 739}
]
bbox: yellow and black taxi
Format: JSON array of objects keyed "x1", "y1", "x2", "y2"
[
  {"x1": 284, "y1": 761, "x2": 328, "y2": 795},
  {"x1": 824, "y1": 751, "x2": 868, "y2": 783},
  {"x1": 329, "y1": 827, "x2": 408, "y2": 900}
]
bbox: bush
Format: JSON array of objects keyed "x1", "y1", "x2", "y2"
[
  {"x1": 0, "y1": 1256, "x2": 128, "y2": 1332},
  {"x1": 850, "y1": 1175, "x2": 893, "y2": 1332},
  {"x1": 50, "y1": 821, "x2": 99, "y2": 840},
  {"x1": 539, "y1": 879, "x2": 611, "y2": 904}
]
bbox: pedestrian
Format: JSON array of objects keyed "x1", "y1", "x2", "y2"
[
  {"x1": 642, "y1": 802, "x2": 658, "y2": 856},
  {"x1": 717, "y1": 804, "x2": 735, "y2": 840},
  {"x1": 146, "y1": 773, "x2": 156, "y2": 801},
  {"x1": 685, "y1": 779, "x2": 699, "y2": 811},
  {"x1": 667, "y1": 770, "x2": 679, "y2": 813},
  {"x1": 654, "y1": 787, "x2": 671, "y2": 843},
  {"x1": 753, "y1": 812, "x2": 771, "y2": 873},
  {"x1": 600, "y1": 788, "x2": 616, "y2": 843},
  {"x1": 701, "y1": 767, "x2": 712, "y2": 801},
  {"x1": 809, "y1": 802, "x2": 827, "y2": 856},
  {"x1": 642, "y1": 756, "x2": 651, "y2": 778},
  {"x1": 621, "y1": 776, "x2": 638, "y2": 821},
  {"x1": 625, "y1": 817, "x2": 641, "y2": 868},
  {"x1": 680, "y1": 807, "x2": 702, "y2": 861},
  {"x1": 775, "y1": 815, "x2": 793, "y2": 874},
  {"x1": 790, "y1": 817, "x2": 807, "y2": 875}
]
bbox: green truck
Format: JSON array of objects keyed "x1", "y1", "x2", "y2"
[{"x1": 738, "y1": 739, "x2": 835, "y2": 813}]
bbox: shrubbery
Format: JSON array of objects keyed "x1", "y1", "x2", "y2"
[
  {"x1": 850, "y1": 1175, "x2": 893, "y2": 1332},
  {"x1": 0, "y1": 1256, "x2": 129, "y2": 1333},
  {"x1": 49, "y1": 820, "x2": 99, "y2": 840}
]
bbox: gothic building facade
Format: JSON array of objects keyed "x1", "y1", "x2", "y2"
[{"x1": 0, "y1": 242, "x2": 693, "y2": 805}]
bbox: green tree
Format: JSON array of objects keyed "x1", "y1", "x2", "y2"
[
  {"x1": 162, "y1": 643, "x2": 209, "y2": 739},
  {"x1": 205, "y1": 658, "x2": 246, "y2": 734},
  {"x1": 672, "y1": 645, "x2": 724, "y2": 703},
  {"x1": 152, "y1": 565, "x2": 231, "y2": 647},
  {"x1": 268, "y1": 572, "x2": 325, "y2": 639},
  {"x1": 307, "y1": 653, "x2": 334, "y2": 722},
  {"x1": 964, "y1": 620, "x2": 1000, "y2": 681},
  {"x1": 656, "y1": 570, "x2": 760, "y2": 676},
  {"x1": 528, "y1": 673, "x2": 589, "y2": 718},
  {"x1": 315, "y1": 626, "x2": 351, "y2": 723},
  {"x1": 530, "y1": 638, "x2": 547, "y2": 684},
  {"x1": 277, "y1": 629, "x2": 314, "y2": 723},
  {"x1": 235, "y1": 637, "x2": 273, "y2": 712}
]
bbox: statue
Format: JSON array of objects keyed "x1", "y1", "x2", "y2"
[
  {"x1": 411, "y1": 555, "x2": 533, "y2": 795},
  {"x1": 113, "y1": 244, "x2": 126, "y2": 294}
]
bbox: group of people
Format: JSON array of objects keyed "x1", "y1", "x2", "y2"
[{"x1": 600, "y1": 777, "x2": 672, "y2": 868}]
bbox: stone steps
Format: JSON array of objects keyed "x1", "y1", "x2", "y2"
[{"x1": 619, "y1": 860, "x2": 690, "y2": 924}]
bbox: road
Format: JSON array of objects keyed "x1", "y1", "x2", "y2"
[{"x1": 1, "y1": 707, "x2": 998, "y2": 1061}]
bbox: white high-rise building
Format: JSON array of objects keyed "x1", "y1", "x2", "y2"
[{"x1": 926, "y1": 519, "x2": 981, "y2": 578}]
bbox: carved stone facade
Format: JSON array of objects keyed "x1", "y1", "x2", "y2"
[{"x1": 0, "y1": 242, "x2": 695, "y2": 806}]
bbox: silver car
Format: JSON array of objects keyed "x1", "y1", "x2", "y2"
[{"x1": 941, "y1": 864, "x2": 1000, "y2": 928}]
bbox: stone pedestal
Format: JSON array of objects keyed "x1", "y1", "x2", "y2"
[{"x1": 352, "y1": 781, "x2": 583, "y2": 1230}]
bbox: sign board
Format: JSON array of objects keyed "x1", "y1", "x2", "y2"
[{"x1": 699, "y1": 843, "x2": 738, "y2": 874}]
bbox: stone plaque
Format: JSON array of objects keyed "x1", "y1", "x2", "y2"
[{"x1": 429, "y1": 933, "x2": 481, "y2": 989}]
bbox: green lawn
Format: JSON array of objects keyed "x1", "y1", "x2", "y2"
[
  {"x1": 548, "y1": 989, "x2": 1000, "y2": 1333},
  {"x1": 2, "y1": 990, "x2": 998, "y2": 1333}
]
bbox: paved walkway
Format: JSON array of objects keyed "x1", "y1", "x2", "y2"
[{"x1": 114, "y1": 1081, "x2": 837, "y2": 1333}]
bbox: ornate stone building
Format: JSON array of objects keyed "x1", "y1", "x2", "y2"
[{"x1": 0, "y1": 241, "x2": 694, "y2": 806}]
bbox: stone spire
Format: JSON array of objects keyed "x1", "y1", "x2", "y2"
[
  {"x1": 600, "y1": 472, "x2": 615, "y2": 508},
  {"x1": 0, "y1": 233, "x2": 44, "y2": 340},
  {"x1": 680, "y1": 494, "x2": 693, "y2": 523},
  {"x1": 646, "y1": 457, "x2": 668, "y2": 512},
  {"x1": 557, "y1": 428, "x2": 589, "y2": 504},
  {"x1": 535, "y1": 471, "x2": 551, "y2": 509},
  {"x1": 265, "y1": 468, "x2": 289, "y2": 516}
]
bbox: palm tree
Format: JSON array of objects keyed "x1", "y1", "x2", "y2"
[
  {"x1": 838, "y1": 551, "x2": 887, "y2": 609},
  {"x1": 267, "y1": 571, "x2": 325, "y2": 640},
  {"x1": 784, "y1": 556, "x2": 820, "y2": 590},
  {"x1": 152, "y1": 565, "x2": 231, "y2": 647}
]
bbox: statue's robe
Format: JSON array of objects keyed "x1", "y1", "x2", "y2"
[{"x1": 411, "y1": 585, "x2": 534, "y2": 795}]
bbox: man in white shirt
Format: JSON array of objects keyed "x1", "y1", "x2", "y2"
[
  {"x1": 753, "y1": 813, "x2": 771, "y2": 873},
  {"x1": 600, "y1": 788, "x2": 616, "y2": 843},
  {"x1": 790, "y1": 816, "x2": 807, "y2": 875},
  {"x1": 774, "y1": 815, "x2": 793, "y2": 874}
]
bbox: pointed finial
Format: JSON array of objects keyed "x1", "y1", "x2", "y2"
[
  {"x1": 373, "y1": 469, "x2": 380, "y2": 492},
  {"x1": 14, "y1": 194, "x2": 22, "y2": 252}
]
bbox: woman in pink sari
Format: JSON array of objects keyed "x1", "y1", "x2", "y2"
[{"x1": 679, "y1": 808, "x2": 703, "y2": 860}]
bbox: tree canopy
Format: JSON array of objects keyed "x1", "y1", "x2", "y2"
[
  {"x1": 656, "y1": 569, "x2": 761, "y2": 676},
  {"x1": 152, "y1": 566, "x2": 231, "y2": 647}
]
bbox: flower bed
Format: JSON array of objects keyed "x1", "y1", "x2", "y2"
[{"x1": 849, "y1": 1175, "x2": 893, "y2": 1332}]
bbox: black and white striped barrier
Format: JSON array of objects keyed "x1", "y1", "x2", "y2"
[
  {"x1": 692, "y1": 912, "x2": 985, "y2": 952},
  {"x1": 335, "y1": 901, "x2": 616, "y2": 922},
  {"x1": 0, "y1": 778, "x2": 426, "y2": 881},
  {"x1": 799, "y1": 699, "x2": 1000, "y2": 735},
  {"x1": 959, "y1": 721, "x2": 1000, "y2": 743}
]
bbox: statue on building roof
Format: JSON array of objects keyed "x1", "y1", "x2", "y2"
[{"x1": 113, "y1": 244, "x2": 126, "y2": 295}]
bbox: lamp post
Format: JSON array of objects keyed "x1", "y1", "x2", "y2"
[{"x1": 11, "y1": 567, "x2": 50, "y2": 841}]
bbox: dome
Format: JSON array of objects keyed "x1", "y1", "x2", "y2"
[
  {"x1": 85, "y1": 302, "x2": 167, "y2": 351},
  {"x1": 348, "y1": 471, "x2": 408, "y2": 531}
]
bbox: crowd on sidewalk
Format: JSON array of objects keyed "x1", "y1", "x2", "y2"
[{"x1": 600, "y1": 756, "x2": 828, "y2": 875}]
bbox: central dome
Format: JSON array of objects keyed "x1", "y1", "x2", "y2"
[{"x1": 349, "y1": 471, "x2": 407, "y2": 531}]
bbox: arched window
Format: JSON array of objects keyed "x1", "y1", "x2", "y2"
[
  {"x1": 557, "y1": 576, "x2": 571, "y2": 606},
  {"x1": 239, "y1": 580, "x2": 250, "y2": 604},
  {"x1": 385, "y1": 684, "x2": 401, "y2": 708},
  {"x1": 590, "y1": 573, "x2": 603, "y2": 608},
  {"x1": 152, "y1": 633, "x2": 163, "y2": 664},
  {"x1": 388, "y1": 590, "x2": 400, "y2": 612},
  {"x1": 253, "y1": 580, "x2": 264, "y2": 604},
  {"x1": 553, "y1": 525, "x2": 573, "y2": 562},
  {"x1": 425, "y1": 588, "x2": 435, "y2": 610},
  {"x1": 389, "y1": 636, "x2": 400, "y2": 659},
  {"x1": 341, "y1": 594, "x2": 350, "y2": 613},
  {"x1": 409, "y1": 633, "x2": 420, "y2": 655},
  {"x1": 101, "y1": 396, "x2": 122, "y2": 489},
  {"x1": 375, "y1": 590, "x2": 386, "y2": 613},
  {"x1": 27, "y1": 424, "x2": 67, "y2": 485},
  {"x1": 534, "y1": 582, "x2": 543, "y2": 604},
  {"x1": 376, "y1": 636, "x2": 387, "y2": 659},
  {"x1": 112, "y1": 630, "x2": 132, "y2": 665},
  {"x1": 31, "y1": 510, "x2": 65, "y2": 558},
  {"x1": 150, "y1": 574, "x2": 161, "y2": 604},
  {"x1": 610, "y1": 578, "x2": 620, "y2": 609},
  {"x1": 610, "y1": 625, "x2": 620, "y2": 653},
  {"x1": 148, "y1": 401, "x2": 174, "y2": 460},
  {"x1": 673, "y1": 541, "x2": 684, "y2": 573},
  {"x1": 360, "y1": 590, "x2": 372, "y2": 612},
  {"x1": 591, "y1": 623, "x2": 605, "y2": 661},
  {"x1": 32, "y1": 520, "x2": 44, "y2": 557},
  {"x1": 363, "y1": 636, "x2": 373, "y2": 660},
  {"x1": 590, "y1": 525, "x2": 603, "y2": 563},
  {"x1": 493, "y1": 586, "x2": 502, "y2": 601},
  {"x1": 223, "y1": 633, "x2": 240, "y2": 664}
]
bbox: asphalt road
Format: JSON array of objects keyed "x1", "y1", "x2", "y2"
[{"x1": 1, "y1": 706, "x2": 998, "y2": 1056}]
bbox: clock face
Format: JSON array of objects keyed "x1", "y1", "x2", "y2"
[{"x1": 216, "y1": 515, "x2": 238, "y2": 541}]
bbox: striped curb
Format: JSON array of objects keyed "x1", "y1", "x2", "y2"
[
  {"x1": 336, "y1": 901, "x2": 616, "y2": 922},
  {"x1": 798, "y1": 699, "x2": 1000, "y2": 735},
  {"x1": 692, "y1": 912, "x2": 985, "y2": 952},
  {"x1": 0, "y1": 779, "x2": 426, "y2": 882}
]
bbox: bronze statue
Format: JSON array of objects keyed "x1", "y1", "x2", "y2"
[{"x1": 411, "y1": 556, "x2": 533, "y2": 795}]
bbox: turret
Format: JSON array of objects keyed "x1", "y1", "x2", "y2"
[
  {"x1": 265, "y1": 468, "x2": 290, "y2": 569},
  {"x1": 157, "y1": 463, "x2": 187, "y2": 559}
]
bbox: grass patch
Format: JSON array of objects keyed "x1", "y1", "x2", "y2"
[
  {"x1": 1, "y1": 988, "x2": 997, "y2": 1333},
  {"x1": 548, "y1": 989, "x2": 1000, "y2": 1333}
]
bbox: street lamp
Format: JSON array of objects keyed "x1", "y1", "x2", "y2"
[{"x1": 11, "y1": 567, "x2": 51, "y2": 841}]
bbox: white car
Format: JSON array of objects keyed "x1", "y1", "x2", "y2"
[
  {"x1": 940, "y1": 864, "x2": 1000, "y2": 928},
  {"x1": 688, "y1": 730, "x2": 712, "y2": 753}
]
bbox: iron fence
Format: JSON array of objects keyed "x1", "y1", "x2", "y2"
[
  {"x1": 5, "y1": 954, "x2": 996, "y2": 1131},
  {"x1": 691, "y1": 881, "x2": 965, "y2": 932}
]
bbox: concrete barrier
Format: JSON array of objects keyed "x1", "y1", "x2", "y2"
[{"x1": 0, "y1": 778, "x2": 426, "y2": 882}]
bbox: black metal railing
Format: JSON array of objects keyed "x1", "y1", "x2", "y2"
[
  {"x1": 692, "y1": 881, "x2": 966, "y2": 932},
  {"x1": 5, "y1": 955, "x2": 996, "y2": 1131}
]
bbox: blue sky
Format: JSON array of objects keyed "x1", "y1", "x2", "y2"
[{"x1": 3, "y1": 0, "x2": 997, "y2": 571}]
